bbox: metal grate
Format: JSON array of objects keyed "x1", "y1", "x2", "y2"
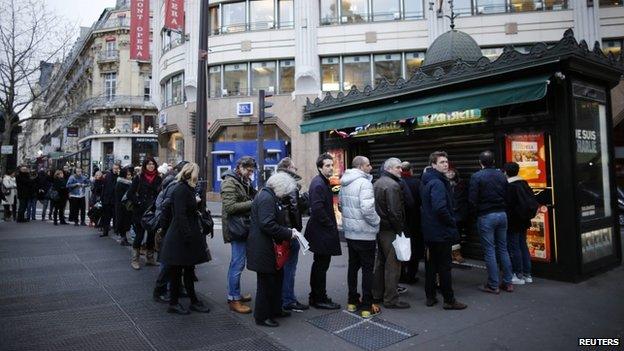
[{"x1": 307, "y1": 310, "x2": 417, "y2": 351}]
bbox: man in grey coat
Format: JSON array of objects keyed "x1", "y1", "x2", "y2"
[
  {"x1": 372, "y1": 157, "x2": 410, "y2": 309},
  {"x1": 339, "y1": 156, "x2": 381, "y2": 318}
]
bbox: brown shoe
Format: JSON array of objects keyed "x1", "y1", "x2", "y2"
[
  {"x1": 228, "y1": 300, "x2": 252, "y2": 314},
  {"x1": 145, "y1": 250, "x2": 158, "y2": 266},
  {"x1": 443, "y1": 300, "x2": 467, "y2": 310},
  {"x1": 499, "y1": 283, "x2": 514, "y2": 292},
  {"x1": 451, "y1": 249, "x2": 465, "y2": 264},
  {"x1": 131, "y1": 248, "x2": 140, "y2": 270},
  {"x1": 240, "y1": 293, "x2": 252, "y2": 303}
]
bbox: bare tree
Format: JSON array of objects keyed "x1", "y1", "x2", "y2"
[{"x1": 0, "y1": 0, "x2": 73, "y2": 174}]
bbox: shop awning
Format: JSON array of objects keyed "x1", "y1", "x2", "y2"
[{"x1": 301, "y1": 74, "x2": 550, "y2": 134}]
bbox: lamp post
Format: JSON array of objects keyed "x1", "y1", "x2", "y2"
[{"x1": 196, "y1": 0, "x2": 210, "y2": 195}]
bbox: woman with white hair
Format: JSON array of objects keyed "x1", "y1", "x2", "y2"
[
  {"x1": 158, "y1": 162, "x2": 210, "y2": 315},
  {"x1": 246, "y1": 172, "x2": 299, "y2": 327}
]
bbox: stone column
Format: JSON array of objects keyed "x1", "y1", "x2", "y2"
[{"x1": 293, "y1": 0, "x2": 320, "y2": 96}]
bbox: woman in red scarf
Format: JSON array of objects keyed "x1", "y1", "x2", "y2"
[{"x1": 127, "y1": 156, "x2": 163, "y2": 270}]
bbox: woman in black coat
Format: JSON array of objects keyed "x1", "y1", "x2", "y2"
[
  {"x1": 158, "y1": 163, "x2": 210, "y2": 315},
  {"x1": 36, "y1": 170, "x2": 53, "y2": 221},
  {"x1": 247, "y1": 172, "x2": 297, "y2": 327},
  {"x1": 127, "y1": 157, "x2": 163, "y2": 269},
  {"x1": 51, "y1": 170, "x2": 68, "y2": 225},
  {"x1": 114, "y1": 166, "x2": 134, "y2": 246}
]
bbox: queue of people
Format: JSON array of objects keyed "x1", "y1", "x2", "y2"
[{"x1": 1, "y1": 148, "x2": 538, "y2": 327}]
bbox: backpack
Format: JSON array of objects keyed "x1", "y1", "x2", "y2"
[{"x1": 514, "y1": 181, "x2": 540, "y2": 222}]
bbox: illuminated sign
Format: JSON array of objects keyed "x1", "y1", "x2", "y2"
[{"x1": 414, "y1": 109, "x2": 483, "y2": 130}]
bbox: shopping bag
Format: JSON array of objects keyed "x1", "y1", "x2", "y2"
[{"x1": 392, "y1": 232, "x2": 411, "y2": 262}]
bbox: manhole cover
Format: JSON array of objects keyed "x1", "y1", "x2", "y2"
[{"x1": 307, "y1": 310, "x2": 417, "y2": 351}]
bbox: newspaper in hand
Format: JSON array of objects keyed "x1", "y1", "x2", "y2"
[{"x1": 292, "y1": 229, "x2": 310, "y2": 255}]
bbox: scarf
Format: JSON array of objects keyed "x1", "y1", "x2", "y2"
[
  {"x1": 401, "y1": 170, "x2": 412, "y2": 178},
  {"x1": 142, "y1": 169, "x2": 158, "y2": 184}
]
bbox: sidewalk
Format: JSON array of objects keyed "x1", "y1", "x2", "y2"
[{"x1": 1, "y1": 219, "x2": 623, "y2": 350}]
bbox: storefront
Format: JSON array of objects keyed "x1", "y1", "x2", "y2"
[
  {"x1": 301, "y1": 29, "x2": 623, "y2": 281},
  {"x1": 132, "y1": 137, "x2": 159, "y2": 166}
]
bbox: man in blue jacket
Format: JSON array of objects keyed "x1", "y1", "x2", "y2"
[
  {"x1": 469, "y1": 151, "x2": 513, "y2": 293},
  {"x1": 421, "y1": 151, "x2": 467, "y2": 310}
]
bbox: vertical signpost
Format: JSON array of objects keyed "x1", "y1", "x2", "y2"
[{"x1": 130, "y1": 0, "x2": 150, "y2": 61}]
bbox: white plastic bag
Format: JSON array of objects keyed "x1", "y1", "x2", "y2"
[{"x1": 392, "y1": 232, "x2": 411, "y2": 262}]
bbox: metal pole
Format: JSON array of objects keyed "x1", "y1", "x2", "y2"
[
  {"x1": 257, "y1": 90, "x2": 265, "y2": 188},
  {"x1": 196, "y1": 0, "x2": 209, "y2": 187}
]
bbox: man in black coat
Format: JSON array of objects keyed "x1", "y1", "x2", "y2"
[
  {"x1": 100, "y1": 164, "x2": 120, "y2": 237},
  {"x1": 400, "y1": 161, "x2": 423, "y2": 284},
  {"x1": 421, "y1": 151, "x2": 467, "y2": 310},
  {"x1": 16, "y1": 166, "x2": 32, "y2": 222},
  {"x1": 304, "y1": 153, "x2": 341, "y2": 310}
]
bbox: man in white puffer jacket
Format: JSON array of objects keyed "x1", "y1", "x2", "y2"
[{"x1": 339, "y1": 156, "x2": 381, "y2": 318}]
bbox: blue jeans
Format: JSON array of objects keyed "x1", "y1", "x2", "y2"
[
  {"x1": 478, "y1": 212, "x2": 513, "y2": 288},
  {"x1": 507, "y1": 230, "x2": 532, "y2": 276},
  {"x1": 227, "y1": 240, "x2": 247, "y2": 301},
  {"x1": 282, "y1": 238, "x2": 300, "y2": 306},
  {"x1": 27, "y1": 199, "x2": 37, "y2": 220}
]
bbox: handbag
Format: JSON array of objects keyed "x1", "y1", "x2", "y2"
[
  {"x1": 121, "y1": 190, "x2": 134, "y2": 212},
  {"x1": 274, "y1": 240, "x2": 291, "y2": 270},
  {"x1": 227, "y1": 215, "x2": 251, "y2": 241},
  {"x1": 197, "y1": 209, "x2": 214, "y2": 237},
  {"x1": 47, "y1": 188, "x2": 60, "y2": 202}
]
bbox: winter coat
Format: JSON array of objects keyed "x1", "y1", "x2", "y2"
[
  {"x1": 506, "y1": 176, "x2": 536, "y2": 232},
  {"x1": 158, "y1": 181, "x2": 209, "y2": 266},
  {"x1": 67, "y1": 174, "x2": 90, "y2": 198},
  {"x1": 114, "y1": 177, "x2": 133, "y2": 233},
  {"x1": 246, "y1": 187, "x2": 293, "y2": 274},
  {"x1": 451, "y1": 178, "x2": 469, "y2": 224},
  {"x1": 373, "y1": 172, "x2": 405, "y2": 234},
  {"x1": 277, "y1": 169, "x2": 308, "y2": 231},
  {"x1": 100, "y1": 171, "x2": 119, "y2": 205},
  {"x1": 36, "y1": 172, "x2": 53, "y2": 201},
  {"x1": 304, "y1": 174, "x2": 341, "y2": 256},
  {"x1": 401, "y1": 175, "x2": 422, "y2": 236},
  {"x1": 1, "y1": 175, "x2": 17, "y2": 205},
  {"x1": 469, "y1": 167, "x2": 508, "y2": 217},
  {"x1": 420, "y1": 168, "x2": 458, "y2": 243},
  {"x1": 127, "y1": 173, "x2": 162, "y2": 218},
  {"x1": 339, "y1": 168, "x2": 380, "y2": 241},
  {"x1": 16, "y1": 171, "x2": 33, "y2": 200},
  {"x1": 51, "y1": 177, "x2": 67, "y2": 203},
  {"x1": 220, "y1": 170, "x2": 256, "y2": 243}
]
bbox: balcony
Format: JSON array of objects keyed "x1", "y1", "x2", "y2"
[
  {"x1": 96, "y1": 17, "x2": 130, "y2": 30},
  {"x1": 97, "y1": 50, "x2": 119, "y2": 64}
]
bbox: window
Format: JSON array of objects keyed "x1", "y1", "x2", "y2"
[
  {"x1": 167, "y1": 132, "x2": 185, "y2": 165},
  {"x1": 343, "y1": 55, "x2": 371, "y2": 90},
  {"x1": 373, "y1": 0, "x2": 400, "y2": 21},
  {"x1": 144, "y1": 75, "x2": 151, "y2": 101},
  {"x1": 602, "y1": 39, "x2": 622, "y2": 56},
  {"x1": 162, "y1": 30, "x2": 183, "y2": 52},
  {"x1": 224, "y1": 63, "x2": 248, "y2": 96},
  {"x1": 404, "y1": 0, "x2": 425, "y2": 19},
  {"x1": 250, "y1": 0, "x2": 275, "y2": 30},
  {"x1": 321, "y1": 57, "x2": 340, "y2": 91},
  {"x1": 105, "y1": 40, "x2": 116, "y2": 57},
  {"x1": 222, "y1": 1, "x2": 246, "y2": 33},
  {"x1": 209, "y1": 65, "x2": 222, "y2": 97},
  {"x1": 374, "y1": 54, "x2": 402, "y2": 85},
  {"x1": 132, "y1": 115, "x2": 142, "y2": 133},
  {"x1": 103, "y1": 116, "x2": 116, "y2": 131},
  {"x1": 279, "y1": 60, "x2": 295, "y2": 93},
  {"x1": 341, "y1": 0, "x2": 369, "y2": 23},
  {"x1": 162, "y1": 73, "x2": 184, "y2": 107},
  {"x1": 510, "y1": 0, "x2": 538, "y2": 12},
  {"x1": 452, "y1": 0, "x2": 473, "y2": 14},
  {"x1": 543, "y1": 0, "x2": 567, "y2": 10},
  {"x1": 103, "y1": 73, "x2": 116, "y2": 101},
  {"x1": 279, "y1": 0, "x2": 294, "y2": 28},
  {"x1": 475, "y1": 0, "x2": 507, "y2": 14},
  {"x1": 144, "y1": 115, "x2": 155, "y2": 133},
  {"x1": 251, "y1": 61, "x2": 277, "y2": 94},
  {"x1": 320, "y1": 0, "x2": 339, "y2": 25},
  {"x1": 172, "y1": 74, "x2": 183, "y2": 104},
  {"x1": 209, "y1": 6, "x2": 220, "y2": 35},
  {"x1": 599, "y1": 0, "x2": 623, "y2": 6},
  {"x1": 405, "y1": 52, "x2": 425, "y2": 77}
]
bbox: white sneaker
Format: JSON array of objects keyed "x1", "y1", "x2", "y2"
[
  {"x1": 511, "y1": 274, "x2": 525, "y2": 285},
  {"x1": 523, "y1": 274, "x2": 533, "y2": 283}
]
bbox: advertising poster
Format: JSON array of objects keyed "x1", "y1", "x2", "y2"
[
  {"x1": 130, "y1": 0, "x2": 150, "y2": 61},
  {"x1": 326, "y1": 148, "x2": 345, "y2": 228},
  {"x1": 526, "y1": 206, "x2": 551, "y2": 262},
  {"x1": 505, "y1": 133, "x2": 547, "y2": 187},
  {"x1": 164, "y1": 0, "x2": 185, "y2": 31}
]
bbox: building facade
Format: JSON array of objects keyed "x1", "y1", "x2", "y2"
[
  {"x1": 151, "y1": 0, "x2": 624, "y2": 194},
  {"x1": 22, "y1": 0, "x2": 158, "y2": 174}
]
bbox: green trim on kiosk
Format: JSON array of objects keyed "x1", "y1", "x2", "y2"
[{"x1": 300, "y1": 74, "x2": 550, "y2": 134}]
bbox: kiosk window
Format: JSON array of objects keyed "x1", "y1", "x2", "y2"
[
  {"x1": 217, "y1": 166, "x2": 231, "y2": 180},
  {"x1": 574, "y1": 100, "x2": 611, "y2": 221}
]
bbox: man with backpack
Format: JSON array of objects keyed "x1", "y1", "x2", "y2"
[{"x1": 503, "y1": 162, "x2": 538, "y2": 285}]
